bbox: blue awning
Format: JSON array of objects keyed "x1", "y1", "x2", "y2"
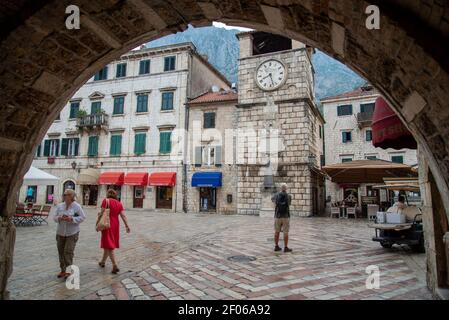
[{"x1": 191, "y1": 172, "x2": 222, "y2": 187}]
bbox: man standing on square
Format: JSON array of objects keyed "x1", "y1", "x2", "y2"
[{"x1": 272, "y1": 184, "x2": 292, "y2": 253}]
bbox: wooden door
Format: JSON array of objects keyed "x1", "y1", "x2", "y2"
[
  {"x1": 133, "y1": 186, "x2": 144, "y2": 208},
  {"x1": 156, "y1": 187, "x2": 173, "y2": 209}
]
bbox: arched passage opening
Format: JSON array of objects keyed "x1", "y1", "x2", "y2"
[{"x1": 1, "y1": 0, "x2": 449, "y2": 299}]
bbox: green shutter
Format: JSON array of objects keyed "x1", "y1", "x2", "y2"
[
  {"x1": 88, "y1": 136, "x2": 98, "y2": 157},
  {"x1": 43, "y1": 140, "x2": 50, "y2": 156},
  {"x1": 69, "y1": 102, "x2": 79, "y2": 119},
  {"x1": 139, "y1": 60, "x2": 150, "y2": 74},
  {"x1": 134, "y1": 133, "x2": 146, "y2": 155},
  {"x1": 110, "y1": 135, "x2": 122, "y2": 156},
  {"x1": 137, "y1": 95, "x2": 148, "y2": 113},
  {"x1": 91, "y1": 101, "x2": 101, "y2": 114},
  {"x1": 162, "y1": 92, "x2": 174, "y2": 110},
  {"x1": 204, "y1": 112, "x2": 215, "y2": 128},
  {"x1": 74, "y1": 138, "x2": 79, "y2": 156},
  {"x1": 61, "y1": 138, "x2": 69, "y2": 156},
  {"x1": 113, "y1": 97, "x2": 124, "y2": 114},
  {"x1": 159, "y1": 132, "x2": 171, "y2": 154}
]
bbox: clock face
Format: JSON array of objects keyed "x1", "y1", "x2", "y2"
[{"x1": 255, "y1": 59, "x2": 287, "y2": 91}]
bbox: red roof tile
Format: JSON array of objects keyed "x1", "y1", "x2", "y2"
[
  {"x1": 189, "y1": 91, "x2": 238, "y2": 105},
  {"x1": 321, "y1": 85, "x2": 379, "y2": 102}
]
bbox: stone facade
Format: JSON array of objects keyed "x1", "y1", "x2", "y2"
[
  {"x1": 321, "y1": 86, "x2": 418, "y2": 205},
  {"x1": 236, "y1": 32, "x2": 325, "y2": 217},
  {"x1": 20, "y1": 43, "x2": 230, "y2": 212}
]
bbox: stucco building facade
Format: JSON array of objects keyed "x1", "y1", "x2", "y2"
[
  {"x1": 185, "y1": 90, "x2": 238, "y2": 214},
  {"x1": 321, "y1": 85, "x2": 418, "y2": 205},
  {"x1": 21, "y1": 43, "x2": 230, "y2": 212}
]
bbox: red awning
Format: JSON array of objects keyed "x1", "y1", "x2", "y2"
[
  {"x1": 98, "y1": 172, "x2": 125, "y2": 185},
  {"x1": 372, "y1": 97, "x2": 417, "y2": 150},
  {"x1": 124, "y1": 172, "x2": 149, "y2": 186},
  {"x1": 148, "y1": 172, "x2": 176, "y2": 186}
]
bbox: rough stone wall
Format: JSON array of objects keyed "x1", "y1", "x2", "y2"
[
  {"x1": 1, "y1": 0, "x2": 449, "y2": 299},
  {"x1": 236, "y1": 101, "x2": 318, "y2": 216}
]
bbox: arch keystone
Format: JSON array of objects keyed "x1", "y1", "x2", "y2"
[{"x1": 260, "y1": 5, "x2": 284, "y2": 30}]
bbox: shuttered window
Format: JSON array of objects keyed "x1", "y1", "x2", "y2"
[
  {"x1": 36, "y1": 144, "x2": 41, "y2": 158},
  {"x1": 110, "y1": 135, "x2": 122, "y2": 156},
  {"x1": 116, "y1": 63, "x2": 127, "y2": 78},
  {"x1": 87, "y1": 136, "x2": 99, "y2": 157},
  {"x1": 134, "y1": 133, "x2": 146, "y2": 155},
  {"x1": 360, "y1": 103, "x2": 375, "y2": 113},
  {"x1": 113, "y1": 96, "x2": 125, "y2": 115},
  {"x1": 342, "y1": 131, "x2": 352, "y2": 143},
  {"x1": 164, "y1": 56, "x2": 176, "y2": 71},
  {"x1": 203, "y1": 112, "x2": 216, "y2": 128},
  {"x1": 139, "y1": 60, "x2": 150, "y2": 75},
  {"x1": 366, "y1": 130, "x2": 373, "y2": 142},
  {"x1": 391, "y1": 155, "x2": 404, "y2": 164},
  {"x1": 161, "y1": 92, "x2": 174, "y2": 110},
  {"x1": 91, "y1": 101, "x2": 101, "y2": 114},
  {"x1": 94, "y1": 66, "x2": 108, "y2": 81},
  {"x1": 69, "y1": 102, "x2": 80, "y2": 119},
  {"x1": 43, "y1": 139, "x2": 60, "y2": 157},
  {"x1": 159, "y1": 131, "x2": 172, "y2": 154},
  {"x1": 136, "y1": 94, "x2": 148, "y2": 113},
  {"x1": 61, "y1": 138, "x2": 79, "y2": 156},
  {"x1": 337, "y1": 104, "x2": 353, "y2": 116}
]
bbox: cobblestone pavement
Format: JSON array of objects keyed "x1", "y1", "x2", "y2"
[{"x1": 8, "y1": 208, "x2": 433, "y2": 300}]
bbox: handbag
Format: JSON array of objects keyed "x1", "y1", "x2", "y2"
[{"x1": 96, "y1": 199, "x2": 110, "y2": 232}]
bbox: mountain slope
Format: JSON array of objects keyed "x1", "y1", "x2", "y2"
[{"x1": 147, "y1": 26, "x2": 365, "y2": 101}]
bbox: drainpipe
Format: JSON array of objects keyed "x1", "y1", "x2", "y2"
[
  {"x1": 182, "y1": 52, "x2": 192, "y2": 213},
  {"x1": 444, "y1": 232, "x2": 449, "y2": 288}
]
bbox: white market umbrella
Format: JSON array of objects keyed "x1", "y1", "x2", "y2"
[{"x1": 23, "y1": 166, "x2": 60, "y2": 185}]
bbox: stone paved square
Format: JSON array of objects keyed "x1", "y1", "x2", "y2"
[{"x1": 8, "y1": 208, "x2": 433, "y2": 300}]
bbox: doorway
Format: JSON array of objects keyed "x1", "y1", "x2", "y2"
[
  {"x1": 82, "y1": 185, "x2": 98, "y2": 206},
  {"x1": 26, "y1": 186, "x2": 37, "y2": 203},
  {"x1": 199, "y1": 187, "x2": 217, "y2": 212},
  {"x1": 156, "y1": 186, "x2": 173, "y2": 209},
  {"x1": 133, "y1": 186, "x2": 144, "y2": 208},
  {"x1": 46, "y1": 185, "x2": 54, "y2": 204}
]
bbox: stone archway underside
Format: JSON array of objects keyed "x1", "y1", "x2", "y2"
[{"x1": 1, "y1": 0, "x2": 449, "y2": 298}]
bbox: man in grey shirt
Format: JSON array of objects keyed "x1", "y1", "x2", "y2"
[
  {"x1": 53, "y1": 189, "x2": 86, "y2": 278},
  {"x1": 271, "y1": 184, "x2": 293, "y2": 253}
]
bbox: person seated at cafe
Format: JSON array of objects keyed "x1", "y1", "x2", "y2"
[{"x1": 387, "y1": 195, "x2": 407, "y2": 213}]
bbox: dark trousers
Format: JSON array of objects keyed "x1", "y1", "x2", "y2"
[{"x1": 56, "y1": 233, "x2": 79, "y2": 272}]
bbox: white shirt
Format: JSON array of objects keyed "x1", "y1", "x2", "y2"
[{"x1": 53, "y1": 202, "x2": 86, "y2": 236}]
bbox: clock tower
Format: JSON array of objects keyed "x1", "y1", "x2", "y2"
[{"x1": 236, "y1": 31, "x2": 325, "y2": 217}]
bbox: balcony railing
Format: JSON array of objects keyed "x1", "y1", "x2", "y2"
[
  {"x1": 76, "y1": 114, "x2": 109, "y2": 130},
  {"x1": 356, "y1": 112, "x2": 373, "y2": 128}
]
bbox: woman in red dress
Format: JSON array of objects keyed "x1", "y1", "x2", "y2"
[{"x1": 98, "y1": 189, "x2": 130, "y2": 274}]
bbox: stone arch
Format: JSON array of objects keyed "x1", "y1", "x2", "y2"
[{"x1": 1, "y1": 0, "x2": 449, "y2": 298}]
